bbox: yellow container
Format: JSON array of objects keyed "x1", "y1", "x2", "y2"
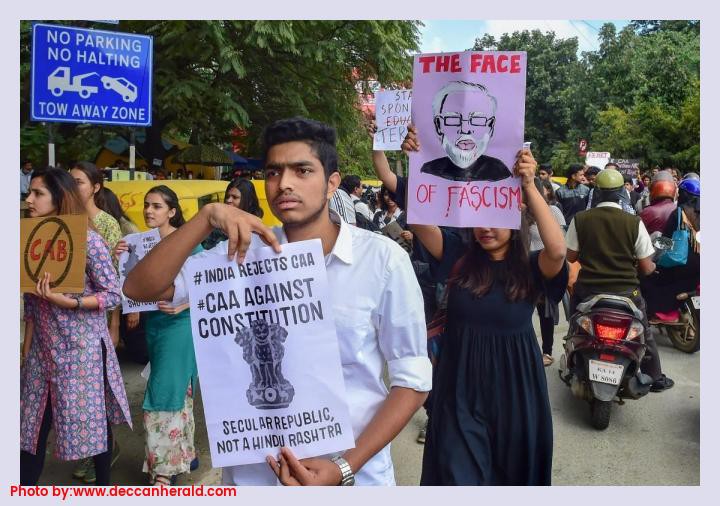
[{"x1": 105, "y1": 180, "x2": 281, "y2": 231}]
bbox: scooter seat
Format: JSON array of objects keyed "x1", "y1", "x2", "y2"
[
  {"x1": 653, "y1": 310, "x2": 680, "y2": 322},
  {"x1": 592, "y1": 298, "x2": 635, "y2": 313}
]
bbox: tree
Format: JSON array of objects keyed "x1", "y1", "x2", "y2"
[
  {"x1": 20, "y1": 21, "x2": 421, "y2": 168},
  {"x1": 473, "y1": 30, "x2": 584, "y2": 164},
  {"x1": 582, "y1": 23, "x2": 699, "y2": 170}
]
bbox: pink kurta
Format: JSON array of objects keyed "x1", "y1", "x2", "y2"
[{"x1": 21, "y1": 229, "x2": 132, "y2": 461}]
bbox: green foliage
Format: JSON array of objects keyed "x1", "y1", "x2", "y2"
[
  {"x1": 473, "y1": 22, "x2": 699, "y2": 172},
  {"x1": 19, "y1": 20, "x2": 699, "y2": 174},
  {"x1": 473, "y1": 30, "x2": 583, "y2": 164},
  {"x1": 20, "y1": 20, "x2": 420, "y2": 167},
  {"x1": 548, "y1": 141, "x2": 585, "y2": 176}
]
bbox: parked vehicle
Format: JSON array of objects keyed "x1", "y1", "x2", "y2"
[
  {"x1": 650, "y1": 288, "x2": 700, "y2": 353},
  {"x1": 559, "y1": 294, "x2": 653, "y2": 430}
]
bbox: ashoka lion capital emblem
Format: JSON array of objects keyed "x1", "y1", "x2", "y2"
[{"x1": 234, "y1": 319, "x2": 295, "y2": 409}]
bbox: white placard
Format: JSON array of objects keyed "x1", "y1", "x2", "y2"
[
  {"x1": 585, "y1": 151, "x2": 611, "y2": 170},
  {"x1": 118, "y1": 228, "x2": 161, "y2": 313},
  {"x1": 186, "y1": 239, "x2": 354, "y2": 467},
  {"x1": 373, "y1": 89, "x2": 412, "y2": 150}
]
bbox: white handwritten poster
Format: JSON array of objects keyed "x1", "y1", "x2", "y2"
[
  {"x1": 119, "y1": 228, "x2": 161, "y2": 313},
  {"x1": 374, "y1": 89, "x2": 412, "y2": 151}
]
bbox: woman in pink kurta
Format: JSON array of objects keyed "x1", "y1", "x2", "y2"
[{"x1": 21, "y1": 168, "x2": 131, "y2": 485}]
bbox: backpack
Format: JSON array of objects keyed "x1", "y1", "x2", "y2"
[{"x1": 353, "y1": 200, "x2": 380, "y2": 232}]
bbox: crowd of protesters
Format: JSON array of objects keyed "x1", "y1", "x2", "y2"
[{"x1": 19, "y1": 118, "x2": 699, "y2": 487}]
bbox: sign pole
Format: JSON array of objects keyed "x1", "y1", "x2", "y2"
[
  {"x1": 47, "y1": 123, "x2": 55, "y2": 167},
  {"x1": 129, "y1": 129, "x2": 136, "y2": 180}
]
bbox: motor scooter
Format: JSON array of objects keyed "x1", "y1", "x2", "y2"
[
  {"x1": 648, "y1": 234, "x2": 700, "y2": 353},
  {"x1": 559, "y1": 294, "x2": 653, "y2": 430},
  {"x1": 650, "y1": 288, "x2": 700, "y2": 353}
]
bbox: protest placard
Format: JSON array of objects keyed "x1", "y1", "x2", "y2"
[
  {"x1": 118, "y1": 228, "x2": 161, "y2": 313},
  {"x1": 21, "y1": 214, "x2": 87, "y2": 293},
  {"x1": 187, "y1": 239, "x2": 354, "y2": 467},
  {"x1": 585, "y1": 151, "x2": 611, "y2": 170},
  {"x1": 374, "y1": 89, "x2": 412, "y2": 150},
  {"x1": 610, "y1": 158, "x2": 641, "y2": 179},
  {"x1": 408, "y1": 51, "x2": 526, "y2": 228}
]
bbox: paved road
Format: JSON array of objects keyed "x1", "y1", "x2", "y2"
[{"x1": 36, "y1": 316, "x2": 699, "y2": 486}]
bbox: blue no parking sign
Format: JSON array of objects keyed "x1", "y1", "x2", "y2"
[{"x1": 31, "y1": 23, "x2": 153, "y2": 126}]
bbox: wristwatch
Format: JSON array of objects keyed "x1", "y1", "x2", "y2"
[
  {"x1": 73, "y1": 295, "x2": 83, "y2": 309},
  {"x1": 331, "y1": 456, "x2": 355, "y2": 486}
]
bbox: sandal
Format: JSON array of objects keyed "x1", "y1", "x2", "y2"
[
  {"x1": 542, "y1": 354, "x2": 554, "y2": 367},
  {"x1": 152, "y1": 475, "x2": 176, "y2": 486}
]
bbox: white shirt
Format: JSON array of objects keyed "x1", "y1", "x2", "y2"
[
  {"x1": 329, "y1": 188, "x2": 357, "y2": 225},
  {"x1": 376, "y1": 208, "x2": 403, "y2": 227},
  {"x1": 351, "y1": 194, "x2": 373, "y2": 221},
  {"x1": 20, "y1": 170, "x2": 33, "y2": 194},
  {"x1": 172, "y1": 212, "x2": 431, "y2": 485},
  {"x1": 566, "y1": 202, "x2": 655, "y2": 259}
]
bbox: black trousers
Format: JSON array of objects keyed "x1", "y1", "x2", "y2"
[
  {"x1": 20, "y1": 342, "x2": 114, "y2": 486},
  {"x1": 536, "y1": 301, "x2": 557, "y2": 356},
  {"x1": 571, "y1": 285, "x2": 663, "y2": 381}
]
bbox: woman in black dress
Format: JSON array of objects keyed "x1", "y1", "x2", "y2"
[{"x1": 404, "y1": 130, "x2": 567, "y2": 485}]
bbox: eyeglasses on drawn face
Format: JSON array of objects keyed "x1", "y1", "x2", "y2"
[{"x1": 438, "y1": 113, "x2": 495, "y2": 128}]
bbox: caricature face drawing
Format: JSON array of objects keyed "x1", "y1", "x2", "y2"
[{"x1": 432, "y1": 82, "x2": 497, "y2": 169}]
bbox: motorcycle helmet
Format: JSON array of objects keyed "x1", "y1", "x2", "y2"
[
  {"x1": 650, "y1": 180, "x2": 677, "y2": 202},
  {"x1": 652, "y1": 170, "x2": 675, "y2": 183},
  {"x1": 595, "y1": 168, "x2": 624, "y2": 190},
  {"x1": 678, "y1": 178, "x2": 700, "y2": 197},
  {"x1": 682, "y1": 172, "x2": 700, "y2": 181}
]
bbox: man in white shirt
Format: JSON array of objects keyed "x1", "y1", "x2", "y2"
[
  {"x1": 340, "y1": 175, "x2": 373, "y2": 221},
  {"x1": 329, "y1": 185, "x2": 357, "y2": 225},
  {"x1": 124, "y1": 117, "x2": 431, "y2": 486},
  {"x1": 20, "y1": 160, "x2": 33, "y2": 200}
]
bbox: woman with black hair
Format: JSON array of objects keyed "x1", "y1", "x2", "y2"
[
  {"x1": 69, "y1": 162, "x2": 125, "y2": 482},
  {"x1": 403, "y1": 127, "x2": 567, "y2": 485},
  {"x1": 114, "y1": 185, "x2": 201, "y2": 486},
  {"x1": 373, "y1": 185, "x2": 406, "y2": 228},
  {"x1": 202, "y1": 178, "x2": 264, "y2": 250},
  {"x1": 70, "y1": 162, "x2": 122, "y2": 253},
  {"x1": 100, "y1": 187, "x2": 139, "y2": 237},
  {"x1": 21, "y1": 168, "x2": 131, "y2": 486}
]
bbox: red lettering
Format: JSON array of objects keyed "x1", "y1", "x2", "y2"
[
  {"x1": 470, "y1": 53, "x2": 482, "y2": 73},
  {"x1": 458, "y1": 186, "x2": 472, "y2": 208},
  {"x1": 481, "y1": 186, "x2": 492, "y2": 207},
  {"x1": 509, "y1": 186, "x2": 523, "y2": 209},
  {"x1": 44, "y1": 240, "x2": 55, "y2": 261},
  {"x1": 446, "y1": 186, "x2": 462, "y2": 217},
  {"x1": 470, "y1": 185, "x2": 482, "y2": 210},
  {"x1": 56, "y1": 240, "x2": 67, "y2": 262},
  {"x1": 30, "y1": 238, "x2": 42, "y2": 261},
  {"x1": 450, "y1": 53, "x2": 461, "y2": 72},
  {"x1": 510, "y1": 54, "x2": 521, "y2": 73},
  {"x1": 416, "y1": 184, "x2": 437, "y2": 203},
  {"x1": 437, "y1": 55, "x2": 451, "y2": 72},
  {"x1": 495, "y1": 186, "x2": 507, "y2": 209},
  {"x1": 496, "y1": 54, "x2": 508, "y2": 72},
  {"x1": 481, "y1": 55, "x2": 496, "y2": 73},
  {"x1": 419, "y1": 55, "x2": 435, "y2": 73}
]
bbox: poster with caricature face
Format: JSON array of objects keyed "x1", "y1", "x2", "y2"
[{"x1": 408, "y1": 51, "x2": 527, "y2": 228}]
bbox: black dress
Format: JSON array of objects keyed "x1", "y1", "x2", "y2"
[{"x1": 420, "y1": 231, "x2": 568, "y2": 486}]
